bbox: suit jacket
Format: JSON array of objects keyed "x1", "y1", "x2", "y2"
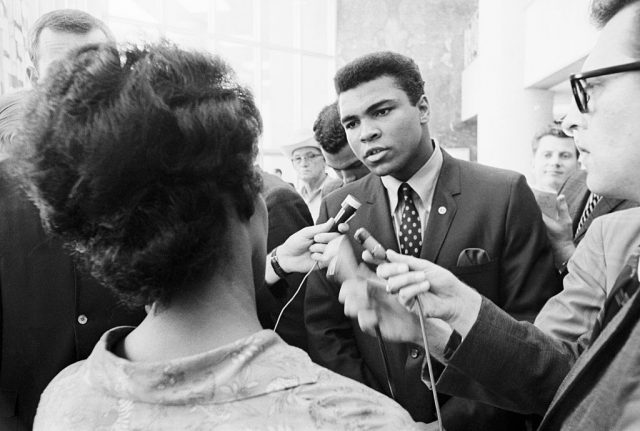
[
  {"x1": 438, "y1": 214, "x2": 640, "y2": 430},
  {"x1": 305, "y1": 151, "x2": 562, "y2": 429},
  {"x1": 258, "y1": 171, "x2": 313, "y2": 351},
  {"x1": 535, "y1": 209, "x2": 640, "y2": 344},
  {"x1": 0, "y1": 164, "x2": 145, "y2": 430},
  {"x1": 559, "y1": 169, "x2": 638, "y2": 244}
]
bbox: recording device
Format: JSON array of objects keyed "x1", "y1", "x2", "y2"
[
  {"x1": 330, "y1": 194, "x2": 361, "y2": 232},
  {"x1": 354, "y1": 227, "x2": 388, "y2": 261}
]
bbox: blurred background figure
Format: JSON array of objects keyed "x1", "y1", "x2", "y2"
[
  {"x1": 530, "y1": 122, "x2": 580, "y2": 193},
  {"x1": 313, "y1": 101, "x2": 370, "y2": 185},
  {"x1": 283, "y1": 131, "x2": 341, "y2": 221},
  {"x1": 0, "y1": 10, "x2": 144, "y2": 431}
]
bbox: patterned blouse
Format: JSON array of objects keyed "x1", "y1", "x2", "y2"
[{"x1": 34, "y1": 328, "x2": 426, "y2": 430}]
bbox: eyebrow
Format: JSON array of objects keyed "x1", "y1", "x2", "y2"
[{"x1": 340, "y1": 98, "x2": 396, "y2": 124}]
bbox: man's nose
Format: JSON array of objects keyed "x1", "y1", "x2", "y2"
[
  {"x1": 562, "y1": 103, "x2": 583, "y2": 138},
  {"x1": 360, "y1": 120, "x2": 380, "y2": 142}
]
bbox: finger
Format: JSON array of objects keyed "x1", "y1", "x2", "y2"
[
  {"x1": 376, "y1": 261, "x2": 410, "y2": 279},
  {"x1": 385, "y1": 271, "x2": 427, "y2": 294},
  {"x1": 356, "y1": 309, "x2": 380, "y2": 335},
  {"x1": 556, "y1": 194, "x2": 571, "y2": 220},
  {"x1": 308, "y1": 243, "x2": 326, "y2": 254},
  {"x1": 338, "y1": 278, "x2": 367, "y2": 305},
  {"x1": 362, "y1": 249, "x2": 387, "y2": 266},
  {"x1": 386, "y1": 250, "x2": 444, "y2": 275},
  {"x1": 313, "y1": 232, "x2": 341, "y2": 244},
  {"x1": 397, "y1": 283, "x2": 431, "y2": 308},
  {"x1": 337, "y1": 222, "x2": 350, "y2": 234}
]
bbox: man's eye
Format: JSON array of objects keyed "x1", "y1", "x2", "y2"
[
  {"x1": 375, "y1": 108, "x2": 390, "y2": 117},
  {"x1": 344, "y1": 121, "x2": 357, "y2": 130}
]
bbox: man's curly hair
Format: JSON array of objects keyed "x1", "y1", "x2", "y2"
[
  {"x1": 313, "y1": 102, "x2": 348, "y2": 154},
  {"x1": 334, "y1": 51, "x2": 425, "y2": 105},
  {"x1": 10, "y1": 42, "x2": 262, "y2": 308}
]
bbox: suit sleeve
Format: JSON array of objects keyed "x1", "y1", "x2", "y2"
[
  {"x1": 499, "y1": 175, "x2": 563, "y2": 322},
  {"x1": 438, "y1": 175, "x2": 564, "y2": 429},
  {"x1": 304, "y1": 199, "x2": 385, "y2": 392},
  {"x1": 257, "y1": 186, "x2": 312, "y2": 350},
  {"x1": 436, "y1": 297, "x2": 575, "y2": 415},
  {"x1": 535, "y1": 217, "x2": 607, "y2": 344}
]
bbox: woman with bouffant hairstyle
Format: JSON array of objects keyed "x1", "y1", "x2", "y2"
[{"x1": 9, "y1": 42, "x2": 420, "y2": 430}]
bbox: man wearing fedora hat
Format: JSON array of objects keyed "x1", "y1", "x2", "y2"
[{"x1": 283, "y1": 130, "x2": 342, "y2": 221}]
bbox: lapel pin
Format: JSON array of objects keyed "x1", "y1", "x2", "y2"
[{"x1": 438, "y1": 206, "x2": 447, "y2": 215}]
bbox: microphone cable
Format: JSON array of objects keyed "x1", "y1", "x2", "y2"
[{"x1": 274, "y1": 262, "x2": 319, "y2": 333}]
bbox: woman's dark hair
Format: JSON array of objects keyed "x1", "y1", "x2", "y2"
[{"x1": 10, "y1": 42, "x2": 262, "y2": 308}]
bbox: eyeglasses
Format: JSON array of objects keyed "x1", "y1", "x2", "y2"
[
  {"x1": 291, "y1": 153, "x2": 323, "y2": 164},
  {"x1": 570, "y1": 60, "x2": 640, "y2": 113}
]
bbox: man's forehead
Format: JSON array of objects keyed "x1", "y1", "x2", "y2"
[
  {"x1": 582, "y1": 4, "x2": 638, "y2": 71},
  {"x1": 338, "y1": 76, "x2": 404, "y2": 117},
  {"x1": 38, "y1": 28, "x2": 109, "y2": 58}
]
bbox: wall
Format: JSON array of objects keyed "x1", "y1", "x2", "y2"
[{"x1": 336, "y1": 0, "x2": 478, "y2": 159}]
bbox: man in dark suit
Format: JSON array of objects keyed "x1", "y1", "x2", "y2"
[
  {"x1": 304, "y1": 51, "x2": 561, "y2": 429},
  {"x1": 0, "y1": 11, "x2": 146, "y2": 430},
  {"x1": 258, "y1": 170, "x2": 313, "y2": 350},
  {"x1": 340, "y1": 1, "x2": 640, "y2": 428}
]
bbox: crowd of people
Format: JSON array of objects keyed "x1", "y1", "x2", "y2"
[{"x1": 1, "y1": 0, "x2": 640, "y2": 429}]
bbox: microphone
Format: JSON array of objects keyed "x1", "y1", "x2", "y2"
[
  {"x1": 329, "y1": 194, "x2": 361, "y2": 232},
  {"x1": 354, "y1": 227, "x2": 387, "y2": 261}
]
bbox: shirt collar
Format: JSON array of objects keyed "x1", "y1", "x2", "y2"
[
  {"x1": 88, "y1": 328, "x2": 319, "y2": 405},
  {"x1": 381, "y1": 140, "x2": 443, "y2": 211}
]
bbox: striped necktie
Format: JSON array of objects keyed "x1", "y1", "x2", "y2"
[
  {"x1": 398, "y1": 183, "x2": 422, "y2": 257},
  {"x1": 589, "y1": 249, "x2": 640, "y2": 343},
  {"x1": 576, "y1": 193, "x2": 601, "y2": 234}
]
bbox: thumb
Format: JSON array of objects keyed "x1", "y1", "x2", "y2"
[
  {"x1": 387, "y1": 249, "x2": 435, "y2": 272},
  {"x1": 556, "y1": 194, "x2": 571, "y2": 221}
]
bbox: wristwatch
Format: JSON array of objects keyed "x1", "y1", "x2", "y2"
[{"x1": 270, "y1": 247, "x2": 290, "y2": 280}]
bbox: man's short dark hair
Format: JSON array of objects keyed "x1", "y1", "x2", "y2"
[
  {"x1": 532, "y1": 122, "x2": 578, "y2": 156},
  {"x1": 313, "y1": 102, "x2": 348, "y2": 154},
  {"x1": 334, "y1": 51, "x2": 425, "y2": 105},
  {"x1": 11, "y1": 42, "x2": 262, "y2": 308},
  {"x1": 28, "y1": 9, "x2": 115, "y2": 68}
]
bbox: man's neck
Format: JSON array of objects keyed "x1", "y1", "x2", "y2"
[{"x1": 301, "y1": 172, "x2": 327, "y2": 192}]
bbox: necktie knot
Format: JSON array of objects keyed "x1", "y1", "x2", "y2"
[{"x1": 400, "y1": 183, "x2": 413, "y2": 201}]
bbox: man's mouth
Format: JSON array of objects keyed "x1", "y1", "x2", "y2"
[{"x1": 364, "y1": 147, "x2": 388, "y2": 162}]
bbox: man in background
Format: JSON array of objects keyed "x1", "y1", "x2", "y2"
[
  {"x1": 313, "y1": 102, "x2": 370, "y2": 184},
  {"x1": 0, "y1": 10, "x2": 145, "y2": 430},
  {"x1": 283, "y1": 131, "x2": 341, "y2": 221}
]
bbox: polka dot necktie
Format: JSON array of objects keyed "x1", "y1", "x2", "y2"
[{"x1": 398, "y1": 183, "x2": 422, "y2": 258}]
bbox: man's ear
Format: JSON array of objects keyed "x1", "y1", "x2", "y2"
[
  {"x1": 26, "y1": 65, "x2": 39, "y2": 87},
  {"x1": 417, "y1": 95, "x2": 430, "y2": 124}
]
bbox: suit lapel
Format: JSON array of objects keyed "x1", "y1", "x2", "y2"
[
  {"x1": 574, "y1": 197, "x2": 626, "y2": 242},
  {"x1": 541, "y1": 287, "x2": 640, "y2": 426},
  {"x1": 421, "y1": 152, "x2": 460, "y2": 262},
  {"x1": 358, "y1": 175, "x2": 400, "y2": 253}
]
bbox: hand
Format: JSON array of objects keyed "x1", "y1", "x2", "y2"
[
  {"x1": 377, "y1": 250, "x2": 482, "y2": 337},
  {"x1": 339, "y1": 264, "x2": 453, "y2": 356},
  {"x1": 276, "y1": 218, "x2": 348, "y2": 274},
  {"x1": 339, "y1": 264, "x2": 423, "y2": 345},
  {"x1": 541, "y1": 194, "x2": 575, "y2": 266}
]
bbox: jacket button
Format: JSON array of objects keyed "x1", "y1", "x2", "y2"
[
  {"x1": 409, "y1": 347, "x2": 421, "y2": 359},
  {"x1": 77, "y1": 314, "x2": 88, "y2": 325}
]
